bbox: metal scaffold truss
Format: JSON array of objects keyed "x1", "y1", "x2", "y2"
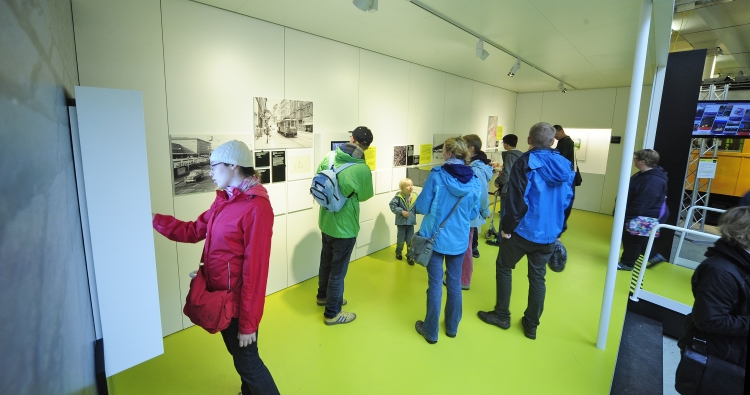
[{"x1": 680, "y1": 83, "x2": 728, "y2": 231}]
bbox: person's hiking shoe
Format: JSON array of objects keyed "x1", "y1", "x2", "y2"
[
  {"x1": 396, "y1": 252, "x2": 403, "y2": 260},
  {"x1": 472, "y1": 249, "x2": 480, "y2": 258},
  {"x1": 478, "y1": 311, "x2": 510, "y2": 329},
  {"x1": 317, "y1": 297, "x2": 347, "y2": 306},
  {"x1": 415, "y1": 320, "x2": 437, "y2": 344},
  {"x1": 647, "y1": 253, "x2": 667, "y2": 268},
  {"x1": 407, "y1": 258, "x2": 415, "y2": 265},
  {"x1": 617, "y1": 262, "x2": 634, "y2": 271},
  {"x1": 521, "y1": 318, "x2": 537, "y2": 340},
  {"x1": 486, "y1": 239, "x2": 501, "y2": 247},
  {"x1": 324, "y1": 311, "x2": 356, "y2": 326},
  {"x1": 461, "y1": 285, "x2": 470, "y2": 290}
]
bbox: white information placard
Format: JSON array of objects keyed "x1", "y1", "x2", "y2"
[{"x1": 697, "y1": 159, "x2": 717, "y2": 179}]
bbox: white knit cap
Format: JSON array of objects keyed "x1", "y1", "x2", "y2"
[{"x1": 209, "y1": 140, "x2": 253, "y2": 167}]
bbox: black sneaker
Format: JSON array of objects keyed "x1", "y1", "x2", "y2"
[
  {"x1": 647, "y1": 253, "x2": 666, "y2": 268},
  {"x1": 521, "y1": 318, "x2": 536, "y2": 340},
  {"x1": 477, "y1": 311, "x2": 510, "y2": 329},
  {"x1": 415, "y1": 320, "x2": 436, "y2": 344},
  {"x1": 472, "y1": 249, "x2": 480, "y2": 258},
  {"x1": 617, "y1": 262, "x2": 634, "y2": 271},
  {"x1": 407, "y1": 258, "x2": 415, "y2": 265},
  {"x1": 396, "y1": 252, "x2": 403, "y2": 260},
  {"x1": 486, "y1": 239, "x2": 501, "y2": 247}
]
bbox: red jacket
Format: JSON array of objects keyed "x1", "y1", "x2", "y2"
[{"x1": 153, "y1": 184, "x2": 274, "y2": 334}]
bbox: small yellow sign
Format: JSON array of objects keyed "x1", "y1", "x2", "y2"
[
  {"x1": 420, "y1": 144, "x2": 432, "y2": 164},
  {"x1": 364, "y1": 146, "x2": 377, "y2": 170}
]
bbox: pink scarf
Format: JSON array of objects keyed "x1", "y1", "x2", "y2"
[{"x1": 226, "y1": 176, "x2": 260, "y2": 199}]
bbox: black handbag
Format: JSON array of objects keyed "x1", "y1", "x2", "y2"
[
  {"x1": 573, "y1": 152, "x2": 582, "y2": 187},
  {"x1": 675, "y1": 335, "x2": 746, "y2": 395},
  {"x1": 407, "y1": 197, "x2": 462, "y2": 267}
]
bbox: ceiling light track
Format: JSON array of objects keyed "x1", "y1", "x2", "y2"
[{"x1": 409, "y1": 0, "x2": 576, "y2": 90}]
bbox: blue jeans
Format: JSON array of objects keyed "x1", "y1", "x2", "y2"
[
  {"x1": 317, "y1": 233, "x2": 357, "y2": 318},
  {"x1": 494, "y1": 233, "x2": 554, "y2": 328},
  {"x1": 396, "y1": 225, "x2": 414, "y2": 254},
  {"x1": 220, "y1": 319, "x2": 279, "y2": 395},
  {"x1": 424, "y1": 252, "x2": 463, "y2": 342}
]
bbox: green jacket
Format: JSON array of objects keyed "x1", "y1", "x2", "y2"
[{"x1": 317, "y1": 146, "x2": 374, "y2": 238}]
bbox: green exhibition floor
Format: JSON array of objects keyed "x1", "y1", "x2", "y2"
[{"x1": 109, "y1": 210, "x2": 688, "y2": 394}]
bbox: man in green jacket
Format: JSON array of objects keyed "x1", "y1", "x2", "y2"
[{"x1": 317, "y1": 126, "x2": 374, "y2": 326}]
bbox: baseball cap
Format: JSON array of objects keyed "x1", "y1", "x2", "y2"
[{"x1": 349, "y1": 126, "x2": 373, "y2": 146}]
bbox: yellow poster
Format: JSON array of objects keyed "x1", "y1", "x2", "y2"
[
  {"x1": 419, "y1": 144, "x2": 432, "y2": 164},
  {"x1": 364, "y1": 146, "x2": 377, "y2": 170},
  {"x1": 497, "y1": 126, "x2": 504, "y2": 139}
]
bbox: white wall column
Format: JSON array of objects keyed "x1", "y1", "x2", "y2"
[
  {"x1": 643, "y1": 66, "x2": 666, "y2": 149},
  {"x1": 596, "y1": 0, "x2": 653, "y2": 350}
]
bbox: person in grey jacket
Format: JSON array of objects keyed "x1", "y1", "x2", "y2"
[
  {"x1": 389, "y1": 178, "x2": 418, "y2": 263},
  {"x1": 488, "y1": 134, "x2": 523, "y2": 246},
  {"x1": 461, "y1": 134, "x2": 491, "y2": 288}
]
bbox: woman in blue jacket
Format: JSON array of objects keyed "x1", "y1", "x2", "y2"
[{"x1": 414, "y1": 137, "x2": 481, "y2": 344}]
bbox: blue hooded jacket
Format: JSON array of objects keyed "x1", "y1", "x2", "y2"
[
  {"x1": 415, "y1": 159, "x2": 481, "y2": 255},
  {"x1": 469, "y1": 159, "x2": 492, "y2": 228},
  {"x1": 502, "y1": 148, "x2": 574, "y2": 245}
]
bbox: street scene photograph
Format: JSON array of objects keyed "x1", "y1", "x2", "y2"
[
  {"x1": 254, "y1": 97, "x2": 314, "y2": 150},
  {"x1": 169, "y1": 134, "x2": 253, "y2": 196}
]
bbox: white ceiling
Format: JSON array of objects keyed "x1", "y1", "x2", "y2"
[
  {"x1": 194, "y1": 0, "x2": 677, "y2": 93},
  {"x1": 670, "y1": 0, "x2": 750, "y2": 79}
]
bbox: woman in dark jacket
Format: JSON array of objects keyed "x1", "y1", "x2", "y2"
[
  {"x1": 617, "y1": 149, "x2": 669, "y2": 271},
  {"x1": 675, "y1": 206, "x2": 750, "y2": 394}
]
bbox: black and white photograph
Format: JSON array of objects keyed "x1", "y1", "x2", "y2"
[
  {"x1": 393, "y1": 145, "x2": 407, "y2": 167},
  {"x1": 254, "y1": 97, "x2": 313, "y2": 150},
  {"x1": 406, "y1": 145, "x2": 414, "y2": 165},
  {"x1": 170, "y1": 134, "x2": 253, "y2": 196},
  {"x1": 413, "y1": 154, "x2": 420, "y2": 165}
]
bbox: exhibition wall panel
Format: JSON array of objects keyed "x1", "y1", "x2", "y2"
[
  {"x1": 471, "y1": 82, "x2": 497, "y2": 142},
  {"x1": 283, "y1": 27, "x2": 360, "y2": 165},
  {"x1": 443, "y1": 74, "x2": 474, "y2": 135},
  {"x1": 161, "y1": 0, "x2": 285, "y2": 134},
  {"x1": 540, "y1": 88, "x2": 618, "y2": 129},
  {"x1": 72, "y1": 0, "x2": 183, "y2": 336},
  {"x1": 286, "y1": 208, "x2": 322, "y2": 285},
  {"x1": 407, "y1": 64, "x2": 447, "y2": 149},
  {"x1": 494, "y1": 87, "x2": 518, "y2": 143},
  {"x1": 359, "y1": 49, "x2": 411, "y2": 170},
  {"x1": 513, "y1": 92, "x2": 544, "y2": 151}
]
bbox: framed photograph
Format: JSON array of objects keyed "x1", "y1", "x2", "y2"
[
  {"x1": 254, "y1": 97, "x2": 313, "y2": 150},
  {"x1": 170, "y1": 134, "x2": 253, "y2": 196}
]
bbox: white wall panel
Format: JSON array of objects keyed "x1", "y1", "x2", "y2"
[
  {"x1": 443, "y1": 74, "x2": 473, "y2": 135},
  {"x1": 407, "y1": 64, "x2": 446, "y2": 146},
  {"x1": 375, "y1": 169, "x2": 392, "y2": 195},
  {"x1": 513, "y1": 92, "x2": 544, "y2": 151},
  {"x1": 392, "y1": 168, "x2": 407, "y2": 191},
  {"x1": 72, "y1": 0, "x2": 182, "y2": 336},
  {"x1": 74, "y1": 87, "x2": 163, "y2": 376},
  {"x1": 265, "y1": 182, "x2": 288, "y2": 215},
  {"x1": 470, "y1": 82, "x2": 496, "y2": 141},
  {"x1": 357, "y1": 220, "x2": 375, "y2": 248},
  {"x1": 493, "y1": 87, "x2": 518, "y2": 146},
  {"x1": 267, "y1": 215, "x2": 288, "y2": 295},
  {"x1": 284, "y1": 28, "x2": 359, "y2": 136},
  {"x1": 572, "y1": 173, "x2": 605, "y2": 213},
  {"x1": 287, "y1": 208, "x2": 322, "y2": 285},
  {"x1": 161, "y1": 0, "x2": 284, "y2": 137},
  {"x1": 287, "y1": 180, "x2": 314, "y2": 213},
  {"x1": 358, "y1": 50, "x2": 410, "y2": 169},
  {"x1": 540, "y1": 88, "x2": 617, "y2": 129}
]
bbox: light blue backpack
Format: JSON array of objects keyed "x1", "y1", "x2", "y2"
[{"x1": 310, "y1": 151, "x2": 356, "y2": 212}]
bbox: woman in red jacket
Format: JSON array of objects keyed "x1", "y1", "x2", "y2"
[{"x1": 153, "y1": 140, "x2": 279, "y2": 395}]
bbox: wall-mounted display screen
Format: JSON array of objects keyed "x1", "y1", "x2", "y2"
[
  {"x1": 331, "y1": 141, "x2": 347, "y2": 151},
  {"x1": 693, "y1": 100, "x2": 750, "y2": 137}
]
